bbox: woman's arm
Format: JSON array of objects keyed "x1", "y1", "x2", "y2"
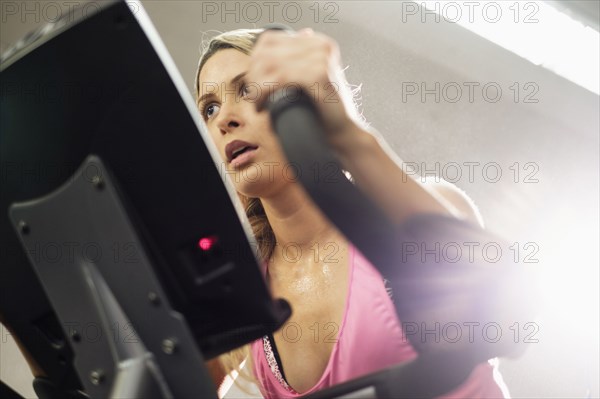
[
  {"x1": 249, "y1": 29, "x2": 483, "y2": 227},
  {"x1": 333, "y1": 125, "x2": 477, "y2": 226},
  {"x1": 422, "y1": 176, "x2": 484, "y2": 228},
  {"x1": 205, "y1": 358, "x2": 227, "y2": 393}
]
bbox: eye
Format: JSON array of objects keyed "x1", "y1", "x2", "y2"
[
  {"x1": 241, "y1": 85, "x2": 250, "y2": 97},
  {"x1": 202, "y1": 103, "x2": 220, "y2": 120},
  {"x1": 239, "y1": 84, "x2": 248, "y2": 98},
  {"x1": 239, "y1": 81, "x2": 256, "y2": 99}
]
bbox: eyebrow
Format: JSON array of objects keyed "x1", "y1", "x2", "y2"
[{"x1": 196, "y1": 71, "x2": 247, "y2": 107}]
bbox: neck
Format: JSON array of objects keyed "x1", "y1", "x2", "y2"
[{"x1": 260, "y1": 182, "x2": 341, "y2": 255}]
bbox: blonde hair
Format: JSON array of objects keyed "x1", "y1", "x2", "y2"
[{"x1": 195, "y1": 28, "x2": 365, "y2": 395}]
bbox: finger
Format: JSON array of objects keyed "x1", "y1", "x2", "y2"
[
  {"x1": 257, "y1": 28, "x2": 292, "y2": 45},
  {"x1": 254, "y1": 74, "x2": 281, "y2": 113},
  {"x1": 298, "y1": 28, "x2": 314, "y2": 36}
]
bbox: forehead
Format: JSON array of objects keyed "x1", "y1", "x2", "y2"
[{"x1": 198, "y1": 48, "x2": 250, "y2": 87}]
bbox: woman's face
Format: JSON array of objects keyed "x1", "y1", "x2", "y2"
[{"x1": 197, "y1": 48, "x2": 292, "y2": 198}]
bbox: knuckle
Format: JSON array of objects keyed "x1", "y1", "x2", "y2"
[
  {"x1": 315, "y1": 33, "x2": 335, "y2": 48},
  {"x1": 260, "y1": 30, "x2": 283, "y2": 43},
  {"x1": 325, "y1": 38, "x2": 338, "y2": 54}
]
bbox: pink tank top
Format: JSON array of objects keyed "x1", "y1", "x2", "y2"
[{"x1": 250, "y1": 245, "x2": 510, "y2": 399}]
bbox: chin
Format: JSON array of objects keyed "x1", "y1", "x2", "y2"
[{"x1": 234, "y1": 178, "x2": 273, "y2": 199}]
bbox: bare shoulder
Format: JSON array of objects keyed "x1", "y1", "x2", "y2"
[{"x1": 422, "y1": 176, "x2": 484, "y2": 228}]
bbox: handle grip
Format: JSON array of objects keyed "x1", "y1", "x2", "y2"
[{"x1": 259, "y1": 24, "x2": 401, "y2": 272}]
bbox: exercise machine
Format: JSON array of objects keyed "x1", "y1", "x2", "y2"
[{"x1": 0, "y1": 2, "x2": 537, "y2": 398}]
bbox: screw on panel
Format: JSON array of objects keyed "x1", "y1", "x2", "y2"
[
  {"x1": 18, "y1": 220, "x2": 29, "y2": 235},
  {"x1": 161, "y1": 338, "x2": 177, "y2": 355},
  {"x1": 148, "y1": 291, "x2": 161, "y2": 306},
  {"x1": 92, "y1": 175, "x2": 104, "y2": 190},
  {"x1": 71, "y1": 330, "x2": 81, "y2": 343},
  {"x1": 89, "y1": 369, "x2": 105, "y2": 385}
]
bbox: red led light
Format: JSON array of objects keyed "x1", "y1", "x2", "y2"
[{"x1": 198, "y1": 235, "x2": 218, "y2": 251}]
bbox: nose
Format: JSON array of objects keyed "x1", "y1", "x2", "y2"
[{"x1": 215, "y1": 104, "x2": 242, "y2": 135}]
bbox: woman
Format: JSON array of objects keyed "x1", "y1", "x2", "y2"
[{"x1": 195, "y1": 28, "x2": 511, "y2": 398}]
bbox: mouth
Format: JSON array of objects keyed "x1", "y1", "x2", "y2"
[{"x1": 226, "y1": 140, "x2": 259, "y2": 166}]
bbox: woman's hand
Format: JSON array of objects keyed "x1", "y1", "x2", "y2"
[
  {"x1": 246, "y1": 28, "x2": 360, "y2": 146},
  {"x1": 247, "y1": 28, "x2": 462, "y2": 225}
]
